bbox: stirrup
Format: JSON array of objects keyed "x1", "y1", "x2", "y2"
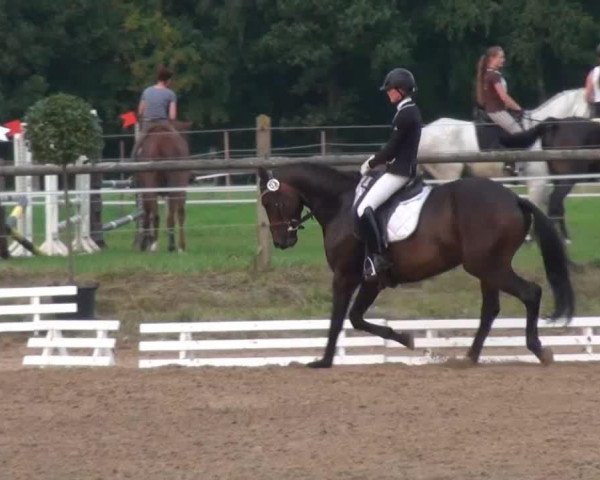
[{"x1": 363, "y1": 256, "x2": 377, "y2": 280}]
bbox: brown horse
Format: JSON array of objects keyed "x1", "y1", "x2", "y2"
[
  {"x1": 501, "y1": 116, "x2": 600, "y2": 242},
  {"x1": 134, "y1": 120, "x2": 191, "y2": 252},
  {"x1": 258, "y1": 163, "x2": 574, "y2": 368}
]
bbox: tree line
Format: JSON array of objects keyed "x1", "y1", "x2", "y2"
[{"x1": 1, "y1": 0, "x2": 598, "y2": 135}]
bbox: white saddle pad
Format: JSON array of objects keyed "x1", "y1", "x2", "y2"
[{"x1": 386, "y1": 186, "x2": 432, "y2": 242}]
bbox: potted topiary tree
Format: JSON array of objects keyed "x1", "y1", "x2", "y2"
[{"x1": 25, "y1": 94, "x2": 103, "y2": 314}]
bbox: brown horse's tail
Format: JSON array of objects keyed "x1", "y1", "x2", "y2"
[{"x1": 517, "y1": 197, "x2": 575, "y2": 322}]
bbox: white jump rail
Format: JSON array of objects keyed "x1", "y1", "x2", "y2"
[
  {"x1": 138, "y1": 317, "x2": 600, "y2": 368},
  {"x1": 22, "y1": 320, "x2": 120, "y2": 367},
  {"x1": 0, "y1": 286, "x2": 77, "y2": 333}
]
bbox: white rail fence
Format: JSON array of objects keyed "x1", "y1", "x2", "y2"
[
  {"x1": 0, "y1": 286, "x2": 77, "y2": 329},
  {"x1": 0, "y1": 286, "x2": 120, "y2": 367},
  {"x1": 22, "y1": 320, "x2": 120, "y2": 367},
  {"x1": 138, "y1": 316, "x2": 600, "y2": 368}
]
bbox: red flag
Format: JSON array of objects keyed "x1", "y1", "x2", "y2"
[
  {"x1": 3, "y1": 120, "x2": 22, "y2": 136},
  {"x1": 119, "y1": 111, "x2": 137, "y2": 128}
]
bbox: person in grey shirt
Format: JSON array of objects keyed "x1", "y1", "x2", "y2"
[
  {"x1": 138, "y1": 64, "x2": 177, "y2": 126},
  {"x1": 132, "y1": 65, "x2": 178, "y2": 159}
]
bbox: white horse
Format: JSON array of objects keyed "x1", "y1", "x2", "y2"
[{"x1": 418, "y1": 88, "x2": 591, "y2": 209}]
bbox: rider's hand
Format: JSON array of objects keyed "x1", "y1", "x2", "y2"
[
  {"x1": 360, "y1": 155, "x2": 375, "y2": 176},
  {"x1": 512, "y1": 109, "x2": 524, "y2": 122}
]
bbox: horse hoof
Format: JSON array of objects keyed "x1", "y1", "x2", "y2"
[
  {"x1": 178, "y1": 248, "x2": 185, "y2": 254},
  {"x1": 307, "y1": 359, "x2": 332, "y2": 369},
  {"x1": 539, "y1": 347, "x2": 554, "y2": 365},
  {"x1": 150, "y1": 242, "x2": 158, "y2": 252},
  {"x1": 564, "y1": 238, "x2": 572, "y2": 245},
  {"x1": 398, "y1": 332, "x2": 415, "y2": 350}
]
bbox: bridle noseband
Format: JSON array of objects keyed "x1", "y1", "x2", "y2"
[{"x1": 260, "y1": 170, "x2": 314, "y2": 232}]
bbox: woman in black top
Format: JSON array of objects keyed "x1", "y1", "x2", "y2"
[{"x1": 356, "y1": 67, "x2": 422, "y2": 280}]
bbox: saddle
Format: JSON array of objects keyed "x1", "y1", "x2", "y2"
[
  {"x1": 473, "y1": 106, "x2": 523, "y2": 151},
  {"x1": 353, "y1": 172, "x2": 431, "y2": 244}
]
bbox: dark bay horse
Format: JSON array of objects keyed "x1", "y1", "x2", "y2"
[
  {"x1": 501, "y1": 117, "x2": 600, "y2": 242},
  {"x1": 258, "y1": 163, "x2": 574, "y2": 368},
  {"x1": 134, "y1": 121, "x2": 191, "y2": 252}
]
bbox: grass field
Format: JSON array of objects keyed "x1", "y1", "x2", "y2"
[
  {"x1": 6, "y1": 194, "x2": 600, "y2": 272},
  {"x1": 1, "y1": 194, "x2": 598, "y2": 329}
]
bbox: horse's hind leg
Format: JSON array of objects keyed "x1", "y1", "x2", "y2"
[
  {"x1": 166, "y1": 196, "x2": 176, "y2": 252},
  {"x1": 466, "y1": 282, "x2": 500, "y2": 363},
  {"x1": 348, "y1": 281, "x2": 414, "y2": 349},
  {"x1": 177, "y1": 198, "x2": 186, "y2": 252},
  {"x1": 548, "y1": 180, "x2": 575, "y2": 244},
  {"x1": 494, "y1": 268, "x2": 552, "y2": 365},
  {"x1": 140, "y1": 196, "x2": 157, "y2": 251},
  {"x1": 150, "y1": 207, "x2": 160, "y2": 252}
]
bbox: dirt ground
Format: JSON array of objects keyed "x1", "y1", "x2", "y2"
[{"x1": 1, "y1": 346, "x2": 600, "y2": 480}]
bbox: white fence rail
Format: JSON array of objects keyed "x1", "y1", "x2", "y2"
[
  {"x1": 22, "y1": 320, "x2": 120, "y2": 367},
  {"x1": 0, "y1": 286, "x2": 77, "y2": 330},
  {"x1": 138, "y1": 316, "x2": 600, "y2": 368}
]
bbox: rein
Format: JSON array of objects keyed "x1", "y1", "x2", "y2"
[{"x1": 288, "y1": 210, "x2": 314, "y2": 232}]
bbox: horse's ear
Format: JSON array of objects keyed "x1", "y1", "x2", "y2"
[{"x1": 257, "y1": 167, "x2": 269, "y2": 185}]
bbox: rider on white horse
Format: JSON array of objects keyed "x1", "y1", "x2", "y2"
[
  {"x1": 357, "y1": 68, "x2": 423, "y2": 281},
  {"x1": 476, "y1": 45, "x2": 524, "y2": 175}
]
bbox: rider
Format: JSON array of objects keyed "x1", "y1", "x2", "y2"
[
  {"x1": 138, "y1": 64, "x2": 177, "y2": 127},
  {"x1": 475, "y1": 46, "x2": 524, "y2": 175},
  {"x1": 357, "y1": 67, "x2": 422, "y2": 281},
  {"x1": 584, "y1": 43, "x2": 600, "y2": 118},
  {"x1": 133, "y1": 64, "x2": 178, "y2": 157}
]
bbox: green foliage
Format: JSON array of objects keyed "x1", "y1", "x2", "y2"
[
  {"x1": 1, "y1": 0, "x2": 600, "y2": 130},
  {"x1": 24, "y1": 93, "x2": 103, "y2": 165}
]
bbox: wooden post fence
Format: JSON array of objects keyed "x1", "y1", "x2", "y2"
[{"x1": 255, "y1": 114, "x2": 272, "y2": 270}]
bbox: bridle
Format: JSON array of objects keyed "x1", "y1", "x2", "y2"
[
  {"x1": 260, "y1": 171, "x2": 314, "y2": 233},
  {"x1": 287, "y1": 210, "x2": 314, "y2": 232}
]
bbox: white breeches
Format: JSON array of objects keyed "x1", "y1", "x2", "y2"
[
  {"x1": 487, "y1": 110, "x2": 523, "y2": 133},
  {"x1": 356, "y1": 173, "x2": 409, "y2": 217}
]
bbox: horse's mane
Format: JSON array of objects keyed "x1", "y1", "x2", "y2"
[{"x1": 275, "y1": 162, "x2": 360, "y2": 196}]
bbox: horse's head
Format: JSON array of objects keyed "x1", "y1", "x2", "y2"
[
  {"x1": 257, "y1": 167, "x2": 304, "y2": 249},
  {"x1": 530, "y1": 88, "x2": 591, "y2": 121}
]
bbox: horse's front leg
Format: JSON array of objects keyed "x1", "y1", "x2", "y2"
[
  {"x1": 307, "y1": 272, "x2": 360, "y2": 369},
  {"x1": 348, "y1": 282, "x2": 414, "y2": 349}
]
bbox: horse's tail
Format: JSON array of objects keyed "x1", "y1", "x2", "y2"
[
  {"x1": 500, "y1": 119, "x2": 559, "y2": 149},
  {"x1": 517, "y1": 197, "x2": 575, "y2": 322}
]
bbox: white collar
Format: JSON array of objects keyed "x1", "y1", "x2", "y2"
[{"x1": 396, "y1": 97, "x2": 413, "y2": 111}]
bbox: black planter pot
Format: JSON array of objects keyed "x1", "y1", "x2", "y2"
[{"x1": 53, "y1": 283, "x2": 99, "y2": 320}]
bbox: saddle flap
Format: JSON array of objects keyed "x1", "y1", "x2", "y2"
[{"x1": 353, "y1": 172, "x2": 430, "y2": 243}]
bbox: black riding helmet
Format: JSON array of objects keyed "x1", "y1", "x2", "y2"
[{"x1": 379, "y1": 68, "x2": 416, "y2": 95}]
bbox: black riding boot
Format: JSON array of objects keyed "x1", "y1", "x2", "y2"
[{"x1": 360, "y1": 207, "x2": 391, "y2": 281}]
